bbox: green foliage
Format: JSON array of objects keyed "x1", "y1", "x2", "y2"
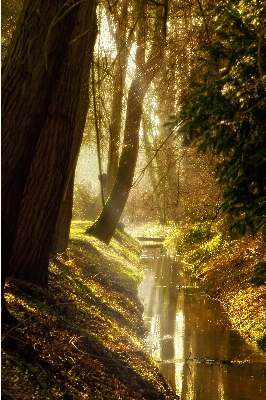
[
  {"x1": 181, "y1": 222, "x2": 211, "y2": 247},
  {"x1": 176, "y1": 0, "x2": 266, "y2": 235},
  {"x1": 250, "y1": 261, "x2": 266, "y2": 286},
  {"x1": 73, "y1": 181, "x2": 99, "y2": 220},
  {"x1": 257, "y1": 334, "x2": 266, "y2": 352},
  {"x1": 165, "y1": 221, "x2": 233, "y2": 273}
]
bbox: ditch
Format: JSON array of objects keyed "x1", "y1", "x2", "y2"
[{"x1": 138, "y1": 246, "x2": 266, "y2": 400}]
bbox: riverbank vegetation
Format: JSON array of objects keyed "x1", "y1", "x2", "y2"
[
  {"x1": 2, "y1": 221, "x2": 178, "y2": 399},
  {"x1": 164, "y1": 221, "x2": 266, "y2": 352}
]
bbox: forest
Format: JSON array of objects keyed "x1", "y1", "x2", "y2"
[{"x1": 1, "y1": 0, "x2": 266, "y2": 398}]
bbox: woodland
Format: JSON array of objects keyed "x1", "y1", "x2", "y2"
[
  {"x1": 2, "y1": 0, "x2": 266, "y2": 299},
  {"x1": 1, "y1": 0, "x2": 266, "y2": 397}
]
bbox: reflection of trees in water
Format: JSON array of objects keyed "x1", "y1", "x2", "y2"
[{"x1": 140, "y1": 249, "x2": 266, "y2": 400}]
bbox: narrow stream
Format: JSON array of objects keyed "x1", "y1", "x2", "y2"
[{"x1": 138, "y1": 247, "x2": 266, "y2": 400}]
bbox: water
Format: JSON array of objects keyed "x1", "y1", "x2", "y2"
[{"x1": 138, "y1": 247, "x2": 266, "y2": 400}]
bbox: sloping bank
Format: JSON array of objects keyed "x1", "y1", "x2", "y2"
[
  {"x1": 165, "y1": 224, "x2": 266, "y2": 353},
  {"x1": 200, "y1": 234, "x2": 266, "y2": 352},
  {"x1": 2, "y1": 221, "x2": 178, "y2": 399}
]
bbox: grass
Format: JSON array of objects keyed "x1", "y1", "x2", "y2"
[
  {"x1": 1, "y1": 221, "x2": 178, "y2": 399},
  {"x1": 164, "y1": 221, "x2": 266, "y2": 352},
  {"x1": 200, "y1": 234, "x2": 266, "y2": 352}
]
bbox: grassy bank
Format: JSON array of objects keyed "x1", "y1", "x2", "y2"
[
  {"x1": 2, "y1": 221, "x2": 178, "y2": 399},
  {"x1": 164, "y1": 222, "x2": 266, "y2": 352},
  {"x1": 201, "y1": 234, "x2": 266, "y2": 352}
]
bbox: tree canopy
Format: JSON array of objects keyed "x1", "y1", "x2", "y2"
[{"x1": 176, "y1": 0, "x2": 266, "y2": 234}]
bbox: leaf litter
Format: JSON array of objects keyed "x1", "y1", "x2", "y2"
[{"x1": 2, "y1": 221, "x2": 179, "y2": 399}]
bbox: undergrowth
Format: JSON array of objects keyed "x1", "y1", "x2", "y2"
[
  {"x1": 164, "y1": 221, "x2": 266, "y2": 352},
  {"x1": 1, "y1": 221, "x2": 178, "y2": 399}
]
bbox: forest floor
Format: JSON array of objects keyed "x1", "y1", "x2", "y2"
[{"x1": 1, "y1": 221, "x2": 178, "y2": 400}]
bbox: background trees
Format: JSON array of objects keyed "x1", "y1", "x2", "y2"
[
  {"x1": 176, "y1": 0, "x2": 266, "y2": 234},
  {"x1": 71, "y1": 0, "x2": 225, "y2": 231},
  {"x1": 116, "y1": 0, "x2": 219, "y2": 227},
  {"x1": 87, "y1": 0, "x2": 167, "y2": 244}
]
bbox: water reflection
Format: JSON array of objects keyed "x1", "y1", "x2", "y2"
[{"x1": 139, "y1": 248, "x2": 266, "y2": 400}]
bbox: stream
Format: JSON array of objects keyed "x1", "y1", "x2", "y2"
[{"x1": 138, "y1": 247, "x2": 266, "y2": 400}]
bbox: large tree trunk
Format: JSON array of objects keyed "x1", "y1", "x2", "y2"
[
  {"x1": 1, "y1": 0, "x2": 85, "y2": 300},
  {"x1": 5, "y1": 1, "x2": 97, "y2": 286},
  {"x1": 51, "y1": 171, "x2": 75, "y2": 255},
  {"x1": 51, "y1": 9, "x2": 98, "y2": 255},
  {"x1": 88, "y1": 4, "x2": 166, "y2": 244}
]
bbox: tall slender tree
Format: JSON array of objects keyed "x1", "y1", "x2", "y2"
[
  {"x1": 104, "y1": 1, "x2": 135, "y2": 197},
  {"x1": 87, "y1": 1, "x2": 167, "y2": 244}
]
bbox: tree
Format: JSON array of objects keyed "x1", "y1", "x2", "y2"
[
  {"x1": 142, "y1": 110, "x2": 182, "y2": 225},
  {"x1": 176, "y1": 0, "x2": 266, "y2": 234},
  {"x1": 51, "y1": 171, "x2": 75, "y2": 255},
  {"x1": 87, "y1": 1, "x2": 167, "y2": 244},
  {"x1": 123, "y1": 0, "x2": 214, "y2": 226},
  {"x1": 85, "y1": 1, "x2": 136, "y2": 209},
  {"x1": 104, "y1": 1, "x2": 135, "y2": 198},
  {"x1": 2, "y1": 0, "x2": 97, "y2": 293},
  {"x1": 52, "y1": 9, "x2": 98, "y2": 255}
]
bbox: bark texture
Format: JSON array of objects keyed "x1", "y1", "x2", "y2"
[
  {"x1": 51, "y1": 6, "x2": 97, "y2": 255},
  {"x1": 106, "y1": 58, "x2": 125, "y2": 197},
  {"x1": 1, "y1": 0, "x2": 82, "y2": 292},
  {"x1": 5, "y1": 1, "x2": 97, "y2": 286},
  {"x1": 51, "y1": 171, "x2": 75, "y2": 255},
  {"x1": 105, "y1": 1, "x2": 132, "y2": 197}
]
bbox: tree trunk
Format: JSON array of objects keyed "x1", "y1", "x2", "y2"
[
  {"x1": 106, "y1": 60, "x2": 125, "y2": 197},
  {"x1": 1, "y1": 0, "x2": 84, "y2": 297},
  {"x1": 51, "y1": 171, "x2": 75, "y2": 255},
  {"x1": 88, "y1": 5, "x2": 166, "y2": 244},
  {"x1": 6, "y1": 1, "x2": 97, "y2": 286},
  {"x1": 142, "y1": 117, "x2": 165, "y2": 223},
  {"x1": 51, "y1": 5, "x2": 98, "y2": 255},
  {"x1": 87, "y1": 78, "x2": 144, "y2": 244},
  {"x1": 105, "y1": 1, "x2": 132, "y2": 198}
]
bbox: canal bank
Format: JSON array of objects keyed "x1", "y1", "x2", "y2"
[
  {"x1": 199, "y1": 234, "x2": 266, "y2": 352},
  {"x1": 2, "y1": 222, "x2": 178, "y2": 399},
  {"x1": 138, "y1": 246, "x2": 266, "y2": 400},
  {"x1": 157, "y1": 222, "x2": 266, "y2": 353}
]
